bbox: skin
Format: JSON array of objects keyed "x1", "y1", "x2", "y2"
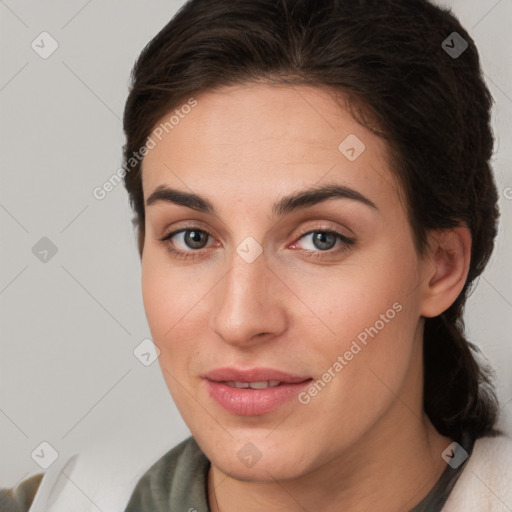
[{"x1": 139, "y1": 83, "x2": 472, "y2": 512}]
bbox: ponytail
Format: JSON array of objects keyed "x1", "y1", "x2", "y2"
[{"x1": 423, "y1": 310, "x2": 501, "y2": 440}]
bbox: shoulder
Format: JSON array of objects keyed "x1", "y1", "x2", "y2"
[
  {"x1": 0, "y1": 473, "x2": 44, "y2": 512},
  {"x1": 443, "y1": 433, "x2": 512, "y2": 511},
  {"x1": 123, "y1": 435, "x2": 211, "y2": 512}
]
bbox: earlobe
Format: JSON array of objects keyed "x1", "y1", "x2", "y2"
[{"x1": 420, "y1": 226, "x2": 472, "y2": 318}]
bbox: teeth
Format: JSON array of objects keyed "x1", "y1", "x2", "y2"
[
  {"x1": 227, "y1": 381, "x2": 250, "y2": 388},
  {"x1": 223, "y1": 380, "x2": 281, "y2": 389},
  {"x1": 250, "y1": 380, "x2": 280, "y2": 389}
]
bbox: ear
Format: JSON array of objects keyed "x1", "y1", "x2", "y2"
[{"x1": 419, "y1": 226, "x2": 472, "y2": 318}]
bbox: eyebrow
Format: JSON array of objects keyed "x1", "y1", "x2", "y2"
[{"x1": 145, "y1": 182, "x2": 378, "y2": 217}]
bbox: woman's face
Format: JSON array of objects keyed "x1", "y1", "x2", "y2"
[{"x1": 140, "y1": 84, "x2": 434, "y2": 480}]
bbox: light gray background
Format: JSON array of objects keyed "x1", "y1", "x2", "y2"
[{"x1": 1, "y1": 0, "x2": 511, "y2": 491}]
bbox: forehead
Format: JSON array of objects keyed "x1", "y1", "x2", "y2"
[{"x1": 141, "y1": 84, "x2": 401, "y2": 215}]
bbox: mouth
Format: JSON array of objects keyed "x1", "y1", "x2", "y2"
[{"x1": 201, "y1": 367, "x2": 313, "y2": 415}]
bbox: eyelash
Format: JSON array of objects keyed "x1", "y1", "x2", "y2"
[{"x1": 158, "y1": 225, "x2": 355, "y2": 261}]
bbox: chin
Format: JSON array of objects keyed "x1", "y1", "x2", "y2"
[
  {"x1": 214, "y1": 453, "x2": 309, "y2": 482},
  {"x1": 199, "y1": 433, "x2": 315, "y2": 481}
]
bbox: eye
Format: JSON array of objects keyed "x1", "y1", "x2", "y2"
[
  {"x1": 159, "y1": 228, "x2": 215, "y2": 260},
  {"x1": 292, "y1": 228, "x2": 355, "y2": 257},
  {"x1": 297, "y1": 231, "x2": 340, "y2": 251}
]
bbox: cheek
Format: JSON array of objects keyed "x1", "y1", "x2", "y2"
[
  {"x1": 141, "y1": 262, "x2": 172, "y2": 344},
  {"x1": 141, "y1": 255, "x2": 220, "y2": 429},
  {"x1": 141, "y1": 249, "x2": 219, "y2": 381},
  {"x1": 141, "y1": 254, "x2": 196, "y2": 360},
  {"x1": 288, "y1": 238, "x2": 421, "y2": 394},
  {"x1": 288, "y1": 241, "x2": 418, "y2": 347}
]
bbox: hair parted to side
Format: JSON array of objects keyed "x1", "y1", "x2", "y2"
[{"x1": 122, "y1": 0, "x2": 501, "y2": 441}]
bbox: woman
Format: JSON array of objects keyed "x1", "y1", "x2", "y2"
[
  {"x1": 4, "y1": 0, "x2": 510, "y2": 511},
  {"x1": 119, "y1": 0, "x2": 512, "y2": 510}
]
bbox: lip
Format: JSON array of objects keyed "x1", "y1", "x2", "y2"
[{"x1": 202, "y1": 367, "x2": 313, "y2": 416}]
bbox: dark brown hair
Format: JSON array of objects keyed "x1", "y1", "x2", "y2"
[{"x1": 122, "y1": 0, "x2": 501, "y2": 441}]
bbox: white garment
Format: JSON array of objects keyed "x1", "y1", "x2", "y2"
[
  {"x1": 442, "y1": 434, "x2": 512, "y2": 511},
  {"x1": 24, "y1": 432, "x2": 173, "y2": 512}
]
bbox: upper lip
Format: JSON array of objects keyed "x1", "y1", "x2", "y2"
[{"x1": 202, "y1": 367, "x2": 312, "y2": 384}]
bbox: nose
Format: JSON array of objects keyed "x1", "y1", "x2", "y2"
[{"x1": 209, "y1": 248, "x2": 288, "y2": 347}]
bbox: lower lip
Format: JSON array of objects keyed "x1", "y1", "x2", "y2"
[{"x1": 204, "y1": 379, "x2": 312, "y2": 415}]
